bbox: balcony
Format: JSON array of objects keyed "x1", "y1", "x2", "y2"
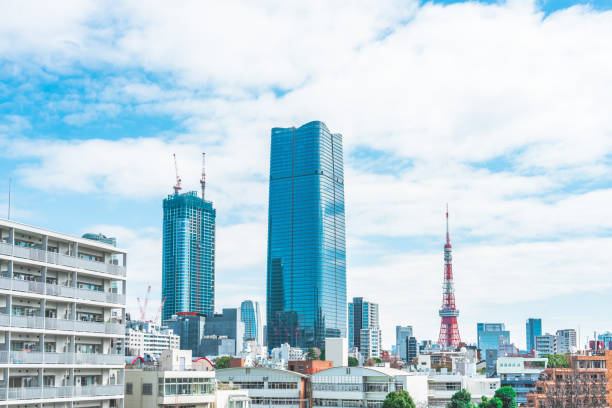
[
  {"x1": 0, "y1": 384, "x2": 123, "y2": 400},
  {"x1": 0, "y1": 275, "x2": 125, "y2": 305},
  {"x1": 0, "y1": 314, "x2": 124, "y2": 335},
  {"x1": 0, "y1": 351, "x2": 124, "y2": 365},
  {"x1": 0, "y1": 241, "x2": 126, "y2": 277}
]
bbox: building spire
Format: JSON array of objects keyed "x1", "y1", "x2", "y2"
[
  {"x1": 200, "y1": 152, "x2": 206, "y2": 200},
  {"x1": 446, "y1": 203, "x2": 450, "y2": 245}
]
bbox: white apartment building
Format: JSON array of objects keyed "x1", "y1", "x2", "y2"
[
  {"x1": 312, "y1": 366, "x2": 428, "y2": 408},
  {"x1": 126, "y1": 349, "x2": 250, "y2": 408},
  {"x1": 428, "y1": 374, "x2": 499, "y2": 408},
  {"x1": 0, "y1": 219, "x2": 127, "y2": 407},
  {"x1": 216, "y1": 367, "x2": 307, "y2": 408},
  {"x1": 270, "y1": 343, "x2": 304, "y2": 365},
  {"x1": 119, "y1": 320, "x2": 180, "y2": 357},
  {"x1": 359, "y1": 328, "x2": 382, "y2": 359},
  {"x1": 555, "y1": 329, "x2": 577, "y2": 354}
]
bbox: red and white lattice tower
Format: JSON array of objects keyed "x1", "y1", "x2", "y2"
[{"x1": 438, "y1": 204, "x2": 461, "y2": 349}]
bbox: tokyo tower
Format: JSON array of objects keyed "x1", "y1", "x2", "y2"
[{"x1": 438, "y1": 204, "x2": 461, "y2": 348}]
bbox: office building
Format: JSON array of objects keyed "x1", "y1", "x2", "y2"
[
  {"x1": 312, "y1": 366, "x2": 428, "y2": 408},
  {"x1": 348, "y1": 297, "x2": 380, "y2": 350},
  {"x1": 477, "y1": 323, "x2": 510, "y2": 353},
  {"x1": 241, "y1": 300, "x2": 262, "y2": 345},
  {"x1": 556, "y1": 329, "x2": 577, "y2": 354},
  {"x1": 526, "y1": 350, "x2": 612, "y2": 407},
  {"x1": 218, "y1": 367, "x2": 308, "y2": 408},
  {"x1": 497, "y1": 356, "x2": 547, "y2": 404},
  {"x1": 525, "y1": 318, "x2": 542, "y2": 352},
  {"x1": 266, "y1": 121, "x2": 346, "y2": 349},
  {"x1": 535, "y1": 333, "x2": 556, "y2": 355},
  {"x1": 126, "y1": 349, "x2": 250, "y2": 408},
  {"x1": 395, "y1": 325, "x2": 413, "y2": 360},
  {"x1": 407, "y1": 336, "x2": 419, "y2": 361},
  {"x1": 119, "y1": 320, "x2": 180, "y2": 357},
  {"x1": 162, "y1": 186, "x2": 216, "y2": 320},
  {"x1": 0, "y1": 219, "x2": 126, "y2": 406}
]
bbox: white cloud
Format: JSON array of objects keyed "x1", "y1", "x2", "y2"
[{"x1": 2, "y1": 0, "x2": 612, "y2": 347}]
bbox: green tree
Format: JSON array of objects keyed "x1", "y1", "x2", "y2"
[
  {"x1": 348, "y1": 356, "x2": 359, "y2": 367},
  {"x1": 447, "y1": 389, "x2": 474, "y2": 408},
  {"x1": 306, "y1": 348, "x2": 316, "y2": 361},
  {"x1": 546, "y1": 354, "x2": 569, "y2": 368},
  {"x1": 214, "y1": 356, "x2": 231, "y2": 369},
  {"x1": 319, "y1": 349, "x2": 325, "y2": 360},
  {"x1": 374, "y1": 357, "x2": 382, "y2": 364},
  {"x1": 478, "y1": 397, "x2": 503, "y2": 408},
  {"x1": 493, "y1": 386, "x2": 517, "y2": 408},
  {"x1": 382, "y1": 391, "x2": 416, "y2": 408}
]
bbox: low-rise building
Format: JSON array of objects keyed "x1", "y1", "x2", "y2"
[
  {"x1": 428, "y1": 374, "x2": 499, "y2": 408},
  {"x1": 270, "y1": 343, "x2": 304, "y2": 365},
  {"x1": 119, "y1": 320, "x2": 180, "y2": 357},
  {"x1": 526, "y1": 351, "x2": 612, "y2": 407},
  {"x1": 125, "y1": 349, "x2": 249, "y2": 408},
  {"x1": 288, "y1": 360, "x2": 333, "y2": 375},
  {"x1": 216, "y1": 367, "x2": 309, "y2": 408},
  {"x1": 311, "y1": 366, "x2": 428, "y2": 408},
  {"x1": 497, "y1": 356, "x2": 547, "y2": 404}
]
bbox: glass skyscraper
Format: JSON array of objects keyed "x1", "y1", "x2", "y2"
[
  {"x1": 162, "y1": 190, "x2": 216, "y2": 321},
  {"x1": 525, "y1": 318, "x2": 542, "y2": 352},
  {"x1": 266, "y1": 121, "x2": 346, "y2": 349},
  {"x1": 241, "y1": 300, "x2": 262, "y2": 345}
]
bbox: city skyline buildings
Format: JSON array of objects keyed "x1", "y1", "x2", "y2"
[
  {"x1": 266, "y1": 121, "x2": 347, "y2": 349},
  {"x1": 161, "y1": 169, "x2": 216, "y2": 320}
]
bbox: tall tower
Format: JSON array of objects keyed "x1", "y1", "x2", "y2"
[
  {"x1": 438, "y1": 205, "x2": 461, "y2": 348},
  {"x1": 266, "y1": 121, "x2": 346, "y2": 349},
  {"x1": 162, "y1": 155, "x2": 216, "y2": 321}
]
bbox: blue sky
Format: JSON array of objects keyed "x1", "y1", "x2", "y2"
[{"x1": 2, "y1": 0, "x2": 612, "y2": 349}]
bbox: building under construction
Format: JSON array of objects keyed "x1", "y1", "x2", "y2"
[{"x1": 526, "y1": 350, "x2": 612, "y2": 408}]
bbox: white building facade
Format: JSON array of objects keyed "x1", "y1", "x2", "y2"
[
  {"x1": 0, "y1": 219, "x2": 126, "y2": 407},
  {"x1": 119, "y1": 320, "x2": 180, "y2": 357},
  {"x1": 428, "y1": 374, "x2": 499, "y2": 408},
  {"x1": 312, "y1": 366, "x2": 428, "y2": 408}
]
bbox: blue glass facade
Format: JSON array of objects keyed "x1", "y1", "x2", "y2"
[
  {"x1": 162, "y1": 191, "x2": 216, "y2": 320},
  {"x1": 241, "y1": 300, "x2": 262, "y2": 344},
  {"x1": 477, "y1": 322, "x2": 511, "y2": 353},
  {"x1": 525, "y1": 318, "x2": 542, "y2": 352},
  {"x1": 266, "y1": 121, "x2": 346, "y2": 349}
]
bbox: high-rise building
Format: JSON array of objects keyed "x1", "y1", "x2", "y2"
[
  {"x1": 162, "y1": 181, "x2": 216, "y2": 320},
  {"x1": 241, "y1": 300, "x2": 262, "y2": 345},
  {"x1": 438, "y1": 206, "x2": 461, "y2": 348},
  {"x1": 348, "y1": 298, "x2": 379, "y2": 350},
  {"x1": 407, "y1": 336, "x2": 419, "y2": 361},
  {"x1": 526, "y1": 318, "x2": 542, "y2": 352},
  {"x1": 0, "y1": 219, "x2": 126, "y2": 406},
  {"x1": 477, "y1": 323, "x2": 511, "y2": 353},
  {"x1": 266, "y1": 121, "x2": 346, "y2": 349},
  {"x1": 396, "y1": 325, "x2": 413, "y2": 360},
  {"x1": 535, "y1": 333, "x2": 556, "y2": 355},
  {"x1": 556, "y1": 329, "x2": 577, "y2": 354}
]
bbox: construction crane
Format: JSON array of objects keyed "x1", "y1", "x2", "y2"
[
  {"x1": 173, "y1": 153, "x2": 182, "y2": 194},
  {"x1": 153, "y1": 296, "x2": 167, "y2": 324},
  {"x1": 137, "y1": 285, "x2": 152, "y2": 321},
  {"x1": 200, "y1": 152, "x2": 206, "y2": 200}
]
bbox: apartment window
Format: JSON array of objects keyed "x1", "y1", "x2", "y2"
[
  {"x1": 126, "y1": 383, "x2": 133, "y2": 395},
  {"x1": 142, "y1": 383, "x2": 153, "y2": 395}
]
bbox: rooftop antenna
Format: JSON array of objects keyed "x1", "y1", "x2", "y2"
[
  {"x1": 173, "y1": 153, "x2": 182, "y2": 195},
  {"x1": 200, "y1": 152, "x2": 206, "y2": 200},
  {"x1": 7, "y1": 177, "x2": 11, "y2": 220},
  {"x1": 446, "y1": 203, "x2": 450, "y2": 245}
]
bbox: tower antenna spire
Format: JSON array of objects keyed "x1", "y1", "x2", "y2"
[
  {"x1": 200, "y1": 152, "x2": 206, "y2": 200},
  {"x1": 438, "y1": 203, "x2": 461, "y2": 349},
  {"x1": 446, "y1": 203, "x2": 449, "y2": 245},
  {"x1": 173, "y1": 153, "x2": 182, "y2": 195}
]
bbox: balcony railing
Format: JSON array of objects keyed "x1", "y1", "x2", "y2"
[
  {"x1": 0, "y1": 384, "x2": 123, "y2": 400},
  {"x1": 0, "y1": 241, "x2": 126, "y2": 277},
  {"x1": 0, "y1": 314, "x2": 124, "y2": 335},
  {"x1": 0, "y1": 275, "x2": 125, "y2": 305},
  {"x1": 0, "y1": 351, "x2": 124, "y2": 365}
]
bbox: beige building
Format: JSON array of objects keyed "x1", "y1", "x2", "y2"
[
  {"x1": 126, "y1": 349, "x2": 250, "y2": 408},
  {"x1": 0, "y1": 219, "x2": 127, "y2": 407}
]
